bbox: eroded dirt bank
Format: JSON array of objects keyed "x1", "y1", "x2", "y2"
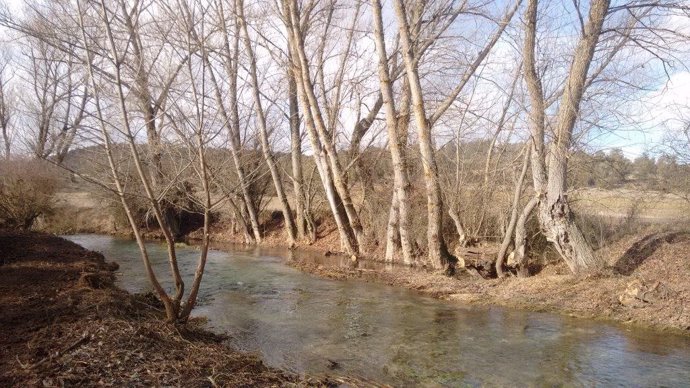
[
  {"x1": 288, "y1": 232, "x2": 690, "y2": 336},
  {"x1": 0, "y1": 230, "x2": 335, "y2": 387}
]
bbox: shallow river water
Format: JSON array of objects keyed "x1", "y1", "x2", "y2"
[{"x1": 66, "y1": 234, "x2": 690, "y2": 387}]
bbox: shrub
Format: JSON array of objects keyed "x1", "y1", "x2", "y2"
[
  {"x1": 0, "y1": 159, "x2": 60, "y2": 229},
  {"x1": 575, "y1": 201, "x2": 646, "y2": 250}
]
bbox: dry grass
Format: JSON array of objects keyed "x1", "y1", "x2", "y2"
[{"x1": 572, "y1": 187, "x2": 690, "y2": 222}]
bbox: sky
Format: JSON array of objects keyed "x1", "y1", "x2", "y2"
[
  {"x1": 0, "y1": 0, "x2": 689, "y2": 160},
  {"x1": 592, "y1": 9, "x2": 690, "y2": 159},
  {"x1": 598, "y1": 71, "x2": 690, "y2": 158}
]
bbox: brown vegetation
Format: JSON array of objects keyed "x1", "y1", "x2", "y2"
[
  {"x1": 0, "y1": 230, "x2": 336, "y2": 386},
  {"x1": 0, "y1": 159, "x2": 60, "y2": 229}
]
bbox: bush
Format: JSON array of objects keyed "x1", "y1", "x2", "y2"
[
  {"x1": 0, "y1": 159, "x2": 60, "y2": 229},
  {"x1": 575, "y1": 201, "x2": 645, "y2": 250}
]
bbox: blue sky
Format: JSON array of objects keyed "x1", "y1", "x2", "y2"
[{"x1": 1, "y1": 0, "x2": 688, "y2": 160}]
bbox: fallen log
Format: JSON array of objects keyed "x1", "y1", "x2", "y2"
[{"x1": 455, "y1": 247, "x2": 498, "y2": 279}]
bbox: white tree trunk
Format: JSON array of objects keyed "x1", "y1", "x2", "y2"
[
  {"x1": 496, "y1": 149, "x2": 530, "y2": 277},
  {"x1": 237, "y1": 0, "x2": 296, "y2": 246},
  {"x1": 372, "y1": 0, "x2": 414, "y2": 266},
  {"x1": 392, "y1": 0, "x2": 453, "y2": 271},
  {"x1": 523, "y1": 0, "x2": 608, "y2": 274}
]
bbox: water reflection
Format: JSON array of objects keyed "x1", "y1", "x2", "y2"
[{"x1": 67, "y1": 234, "x2": 690, "y2": 387}]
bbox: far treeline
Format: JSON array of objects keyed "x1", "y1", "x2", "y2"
[{"x1": 0, "y1": 0, "x2": 688, "y2": 322}]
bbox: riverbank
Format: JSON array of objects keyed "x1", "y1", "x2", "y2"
[
  {"x1": 288, "y1": 231, "x2": 690, "y2": 335},
  {"x1": 0, "y1": 230, "x2": 334, "y2": 386},
  {"x1": 187, "y1": 223, "x2": 690, "y2": 335},
  {"x1": 191, "y1": 221, "x2": 690, "y2": 335},
  {"x1": 38, "y1": 198, "x2": 690, "y2": 336},
  {"x1": 36, "y1": 181, "x2": 690, "y2": 336}
]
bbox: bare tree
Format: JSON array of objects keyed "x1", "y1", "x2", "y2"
[
  {"x1": 70, "y1": 0, "x2": 214, "y2": 322},
  {"x1": 390, "y1": 0, "x2": 520, "y2": 270},
  {"x1": 212, "y1": 0, "x2": 263, "y2": 243},
  {"x1": 523, "y1": 0, "x2": 609, "y2": 274},
  {"x1": 0, "y1": 59, "x2": 12, "y2": 160},
  {"x1": 284, "y1": 0, "x2": 363, "y2": 256},
  {"x1": 391, "y1": 0, "x2": 453, "y2": 270},
  {"x1": 237, "y1": 0, "x2": 297, "y2": 246},
  {"x1": 371, "y1": 0, "x2": 414, "y2": 265},
  {"x1": 21, "y1": 38, "x2": 69, "y2": 160}
]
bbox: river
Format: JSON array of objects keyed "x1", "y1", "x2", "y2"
[{"x1": 66, "y1": 234, "x2": 690, "y2": 387}]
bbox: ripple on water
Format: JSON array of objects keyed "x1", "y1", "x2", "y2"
[{"x1": 66, "y1": 234, "x2": 690, "y2": 387}]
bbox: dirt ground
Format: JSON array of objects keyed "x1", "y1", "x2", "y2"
[
  {"x1": 0, "y1": 230, "x2": 344, "y2": 387},
  {"x1": 288, "y1": 231, "x2": 690, "y2": 336}
]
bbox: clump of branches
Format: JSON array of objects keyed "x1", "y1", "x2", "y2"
[{"x1": 0, "y1": 158, "x2": 60, "y2": 229}]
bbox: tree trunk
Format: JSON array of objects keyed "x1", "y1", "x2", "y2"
[
  {"x1": 539, "y1": 0, "x2": 609, "y2": 274},
  {"x1": 448, "y1": 206, "x2": 468, "y2": 249},
  {"x1": 1, "y1": 125, "x2": 8, "y2": 159},
  {"x1": 514, "y1": 197, "x2": 538, "y2": 278},
  {"x1": 93, "y1": 0, "x2": 182, "y2": 320},
  {"x1": 118, "y1": 1, "x2": 183, "y2": 240},
  {"x1": 537, "y1": 187, "x2": 599, "y2": 274},
  {"x1": 384, "y1": 73, "x2": 413, "y2": 265},
  {"x1": 238, "y1": 0, "x2": 296, "y2": 246},
  {"x1": 372, "y1": 0, "x2": 414, "y2": 266},
  {"x1": 496, "y1": 148, "x2": 530, "y2": 277},
  {"x1": 392, "y1": 0, "x2": 453, "y2": 271},
  {"x1": 0, "y1": 74, "x2": 9, "y2": 160},
  {"x1": 285, "y1": 0, "x2": 359, "y2": 255},
  {"x1": 213, "y1": 0, "x2": 262, "y2": 243},
  {"x1": 287, "y1": 47, "x2": 308, "y2": 240},
  {"x1": 226, "y1": 193, "x2": 253, "y2": 243},
  {"x1": 522, "y1": 0, "x2": 608, "y2": 274},
  {"x1": 384, "y1": 191, "x2": 401, "y2": 263},
  {"x1": 286, "y1": 0, "x2": 365, "y2": 253},
  {"x1": 347, "y1": 94, "x2": 382, "y2": 240}
]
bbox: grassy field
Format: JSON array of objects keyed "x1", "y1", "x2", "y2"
[{"x1": 572, "y1": 188, "x2": 690, "y2": 222}]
